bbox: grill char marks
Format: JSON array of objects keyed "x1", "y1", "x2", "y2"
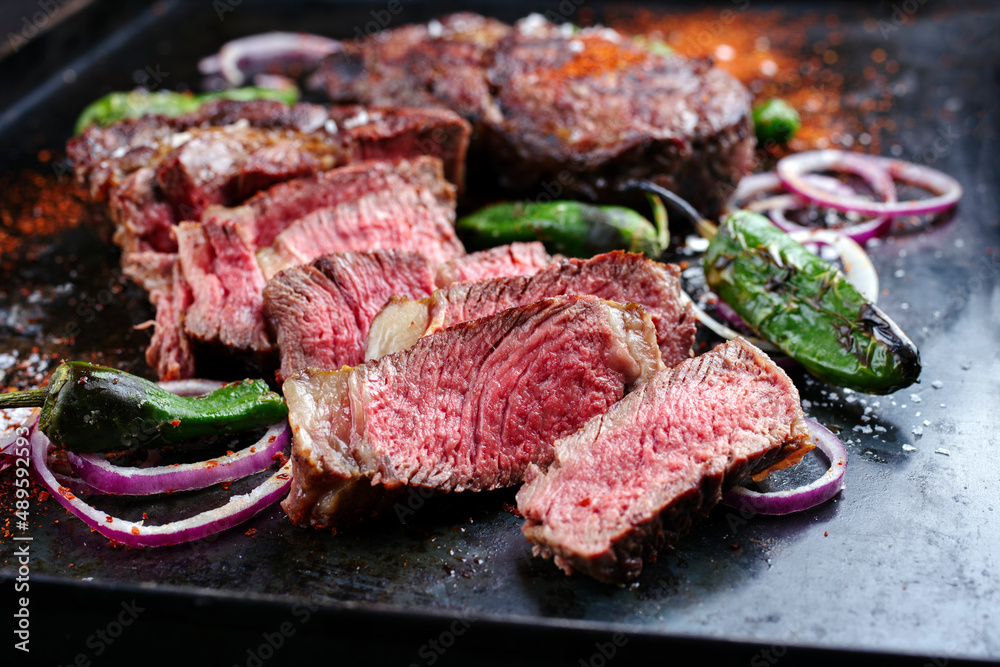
[
  {"x1": 516, "y1": 338, "x2": 811, "y2": 583},
  {"x1": 366, "y1": 251, "x2": 695, "y2": 367},
  {"x1": 310, "y1": 13, "x2": 754, "y2": 216},
  {"x1": 281, "y1": 295, "x2": 663, "y2": 531}
]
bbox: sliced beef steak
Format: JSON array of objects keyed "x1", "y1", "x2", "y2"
[
  {"x1": 68, "y1": 100, "x2": 470, "y2": 295},
  {"x1": 310, "y1": 13, "x2": 753, "y2": 216},
  {"x1": 516, "y1": 338, "x2": 811, "y2": 583},
  {"x1": 174, "y1": 219, "x2": 272, "y2": 356},
  {"x1": 265, "y1": 242, "x2": 555, "y2": 380},
  {"x1": 434, "y1": 241, "x2": 554, "y2": 286},
  {"x1": 263, "y1": 250, "x2": 437, "y2": 382},
  {"x1": 281, "y1": 295, "x2": 663, "y2": 531},
  {"x1": 253, "y1": 165, "x2": 463, "y2": 277},
  {"x1": 365, "y1": 251, "x2": 695, "y2": 367},
  {"x1": 69, "y1": 99, "x2": 470, "y2": 206},
  {"x1": 152, "y1": 157, "x2": 462, "y2": 380}
]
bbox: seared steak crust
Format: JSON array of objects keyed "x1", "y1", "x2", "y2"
[{"x1": 311, "y1": 13, "x2": 754, "y2": 216}]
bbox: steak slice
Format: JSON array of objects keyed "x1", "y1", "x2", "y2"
[
  {"x1": 365, "y1": 251, "x2": 695, "y2": 367},
  {"x1": 281, "y1": 295, "x2": 663, "y2": 531},
  {"x1": 516, "y1": 338, "x2": 811, "y2": 583},
  {"x1": 265, "y1": 243, "x2": 555, "y2": 380},
  {"x1": 253, "y1": 163, "x2": 463, "y2": 278},
  {"x1": 148, "y1": 157, "x2": 462, "y2": 379},
  {"x1": 68, "y1": 100, "x2": 470, "y2": 296},
  {"x1": 174, "y1": 219, "x2": 272, "y2": 356},
  {"x1": 263, "y1": 250, "x2": 437, "y2": 382},
  {"x1": 434, "y1": 241, "x2": 554, "y2": 286}
]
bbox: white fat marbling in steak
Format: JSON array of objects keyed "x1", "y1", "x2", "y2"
[
  {"x1": 264, "y1": 242, "x2": 557, "y2": 381},
  {"x1": 365, "y1": 251, "x2": 695, "y2": 367},
  {"x1": 516, "y1": 338, "x2": 811, "y2": 583},
  {"x1": 281, "y1": 295, "x2": 663, "y2": 531},
  {"x1": 263, "y1": 250, "x2": 437, "y2": 382}
]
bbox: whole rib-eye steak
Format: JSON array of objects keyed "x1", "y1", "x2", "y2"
[{"x1": 311, "y1": 13, "x2": 754, "y2": 216}]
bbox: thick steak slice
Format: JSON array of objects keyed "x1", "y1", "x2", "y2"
[
  {"x1": 264, "y1": 250, "x2": 437, "y2": 381},
  {"x1": 254, "y1": 171, "x2": 463, "y2": 277},
  {"x1": 485, "y1": 16, "x2": 754, "y2": 213},
  {"x1": 365, "y1": 251, "x2": 694, "y2": 367},
  {"x1": 281, "y1": 295, "x2": 663, "y2": 531},
  {"x1": 68, "y1": 100, "x2": 469, "y2": 296},
  {"x1": 174, "y1": 219, "x2": 272, "y2": 355},
  {"x1": 214, "y1": 155, "x2": 459, "y2": 268},
  {"x1": 516, "y1": 338, "x2": 811, "y2": 583},
  {"x1": 434, "y1": 241, "x2": 554, "y2": 286}
]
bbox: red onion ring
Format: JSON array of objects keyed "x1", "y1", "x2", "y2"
[
  {"x1": 721, "y1": 418, "x2": 847, "y2": 515},
  {"x1": 66, "y1": 422, "x2": 290, "y2": 495},
  {"x1": 777, "y1": 150, "x2": 962, "y2": 217},
  {"x1": 31, "y1": 423, "x2": 292, "y2": 548},
  {"x1": 729, "y1": 170, "x2": 895, "y2": 244},
  {"x1": 198, "y1": 32, "x2": 342, "y2": 87}
]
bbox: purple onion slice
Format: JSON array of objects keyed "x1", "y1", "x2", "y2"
[
  {"x1": 721, "y1": 418, "x2": 847, "y2": 515},
  {"x1": 777, "y1": 149, "x2": 962, "y2": 217},
  {"x1": 66, "y1": 421, "x2": 290, "y2": 495},
  {"x1": 31, "y1": 423, "x2": 292, "y2": 548}
]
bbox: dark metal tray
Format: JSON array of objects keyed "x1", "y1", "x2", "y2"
[{"x1": 1, "y1": 1, "x2": 998, "y2": 664}]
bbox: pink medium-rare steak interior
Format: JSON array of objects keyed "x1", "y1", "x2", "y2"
[
  {"x1": 265, "y1": 243, "x2": 560, "y2": 380},
  {"x1": 146, "y1": 157, "x2": 461, "y2": 380},
  {"x1": 365, "y1": 251, "x2": 695, "y2": 366},
  {"x1": 434, "y1": 241, "x2": 555, "y2": 286},
  {"x1": 263, "y1": 249, "x2": 437, "y2": 381},
  {"x1": 281, "y1": 295, "x2": 664, "y2": 531},
  {"x1": 516, "y1": 338, "x2": 812, "y2": 583}
]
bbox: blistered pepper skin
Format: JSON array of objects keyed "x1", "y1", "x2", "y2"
[{"x1": 704, "y1": 211, "x2": 920, "y2": 394}]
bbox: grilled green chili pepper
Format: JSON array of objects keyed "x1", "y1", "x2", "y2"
[
  {"x1": 704, "y1": 211, "x2": 920, "y2": 393},
  {"x1": 0, "y1": 362, "x2": 287, "y2": 453},
  {"x1": 456, "y1": 200, "x2": 666, "y2": 258},
  {"x1": 752, "y1": 98, "x2": 801, "y2": 144},
  {"x1": 74, "y1": 85, "x2": 301, "y2": 134}
]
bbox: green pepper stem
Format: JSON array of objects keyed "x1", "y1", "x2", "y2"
[{"x1": 0, "y1": 388, "x2": 48, "y2": 409}]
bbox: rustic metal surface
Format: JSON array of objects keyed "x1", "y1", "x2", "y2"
[{"x1": 0, "y1": 2, "x2": 998, "y2": 664}]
